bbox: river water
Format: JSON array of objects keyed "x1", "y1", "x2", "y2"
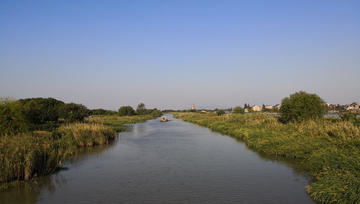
[{"x1": 0, "y1": 114, "x2": 315, "y2": 203}]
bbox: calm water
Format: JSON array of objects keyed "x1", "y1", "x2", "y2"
[{"x1": 0, "y1": 114, "x2": 315, "y2": 204}]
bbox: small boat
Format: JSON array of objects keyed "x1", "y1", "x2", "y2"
[{"x1": 160, "y1": 117, "x2": 168, "y2": 122}]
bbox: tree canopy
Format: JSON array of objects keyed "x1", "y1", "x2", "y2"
[
  {"x1": 118, "y1": 106, "x2": 135, "y2": 116},
  {"x1": 136, "y1": 103, "x2": 146, "y2": 115},
  {"x1": 58, "y1": 103, "x2": 88, "y2": 122},
  {"x1": 232, "y1": 106, "x2": 245, "y2": 114},
  {"x1": 216, "y1": 110, "x2": 225, "y2": 116},
  {"x1": 280, "y1": 91, "x2": 325, "y2": 123}
]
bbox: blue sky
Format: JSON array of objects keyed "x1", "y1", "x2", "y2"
[{"x1": 1, "y1": 0, "x2": 359, "y2": 110}]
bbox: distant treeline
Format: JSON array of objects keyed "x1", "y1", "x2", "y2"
[{"x1": 0, "y1": 97, "x2": 162, "y2": 135}]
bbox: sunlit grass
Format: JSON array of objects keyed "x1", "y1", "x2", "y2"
[{"x1": 173, "y1": 112, "x2": 360, "y2": 203}]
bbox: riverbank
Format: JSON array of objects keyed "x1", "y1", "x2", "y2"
[
  {"x1": 0, "y1": 115, "x2": 160, "y2": 191},
  {"x1": 173, "y1": 112, "x2": 360, "y2": 203}
]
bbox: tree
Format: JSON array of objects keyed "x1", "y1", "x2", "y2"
[
  {"x1": 232, "y1": 106, "x2": 245, "y2": 114},
  {"x1": 280, "y1": 91, "x2": 326, "y2": 123},
  {"x1": 244, "y1": 103, "x2": 247, "y2": 109},
  {"x1": 136, "y1": 103, "x2": 146, "y2": 115},
  {"x1": 58, "y1": 103, "x2": 88, "y2": 122},
  {"x1": 118, "y1": 106, "x2": 135, "y2": 116},
  {"x1": 262, "y1": 104, "x2": 266, "y2": 111},
  {"x1": 20, "y1": 97, "x2": 64, "y2": 124},
  {"x1": 216, "y1": 110, "x2": 225, "y2": 116},
  {"x1": 0, "y1": 97, "x2": 28, "y2": 135},
  {"x1": 151, "y1": 108, "x2": 162, "y2": 117}
]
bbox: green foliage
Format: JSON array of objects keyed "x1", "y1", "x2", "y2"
[
  {"x1": 136, "y1": 103, "x2": 146, "y2": 115},
  {"x1": 216, "y1": 110, "x2": 225, "y2": 116},
  {"x1": 19, "y1": 98, "x2": 64, "y2": 124},
  {"x1": 173, "y1": 112, "x2": 360, "y2": 203},
  {"x1": 90, "y1": 109, "x2": 107, "y2": 115},
  {"x1": 58, "y1": 103, "x2": 88, "y2": 122},
  {"x1": 151, "y1": 108, "x2": 162, "y2": 117},
  {"x1": 0, "y1": 97, "x2": 28, "y2": 135},
  {"x1": 232, "y1": 106, "x2": 245, "y2": 114},
  {"x1": 280, "y1": 91, "x2": 325, "y2": 123},
  {"x1": 340, "y1": 113, "x2": 360, "y2": 127},
  {"x1": 118, "y1": 106, "x2": 135, "y2": 116}
]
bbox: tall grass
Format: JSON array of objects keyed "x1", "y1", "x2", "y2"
[
  {"x1": 173, "y1": 113, "x2": 360, "y2": 203},
  {"x1": 0, "y1": 132, "x2": 68, "y2": 187},
  {"x1": 0, "y1": 114, "x2": 158, "y2": 190},
  {"x1": 0, "y1": 123, "x2": 116, "y2": 190},
  {"x1": 86, "y1": 115, "x2": 157, "y2": 132},
  {"x1": 56, "y1": 123, "x2": 116, "y2": 147}
]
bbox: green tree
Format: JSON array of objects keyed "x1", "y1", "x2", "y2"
[
  {"x1": 118, "y1": 106, "x2": 135, "y2": 116},
  {"x1": 232, "y1": 106, "x2": 245, "y2": 114},
  {"x1": 20, "y1": 97, "x2": 64, "y2": 124},
  {"x1": 0, "y1": 97, "x2": 28, "y2": 135},
  {"x1": 90, "y1": 109, "x2": 107, "y2": 115},
  {"x1": 151, "y1": 108, "x2": 162, "y2": 117},
  {"x1": 216, "y1": 110, "x2": 225, "y2": 116},
  {"x1": 58, "y1": 103, "x2": 88, "y2": 122},
  {"x1": 280, "y1": 91, "x2": 326, "y2": 123},
  {"x1": 136, "y1": 103, "x2": 146, "y2": 115}
]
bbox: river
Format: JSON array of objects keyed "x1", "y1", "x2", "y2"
[{"x1": 0, "y1": 114, "x2": 315, "y2": 203}]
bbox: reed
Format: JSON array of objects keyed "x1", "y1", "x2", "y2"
[
  {"x1": 56, "y1": 123, "x2": 116, "y2": 146},
  {"x1": 86, "y1": 115, "x2": 157, "y2": 132},
  {"x1": 173, "y1": 112, "x2": 360, "y2": 203},
  {"x1": 0, "y1": 132, "x2": 69, "y2": 187},
  {"x1": 0, "y1": 123, "x2": 116, "y2": 190},
  {"x1": 0, "y1": 115, "x2": 158, "y2": 190}
]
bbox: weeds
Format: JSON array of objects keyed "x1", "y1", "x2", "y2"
[{"x1": 173, "y1": 112, "x2": 360, "y2": 203}]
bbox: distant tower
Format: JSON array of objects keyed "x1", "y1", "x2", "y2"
[{"x1": 191, "y1": 103, "x2": 195, "y2": 110}]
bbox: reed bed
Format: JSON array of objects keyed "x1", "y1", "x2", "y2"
[
  {"x1": 0, "y1": 123, "x2": 116, "y2": 190},
  {"x1": 0, "y1": 115, "x2": 158, "y2": 190},
  {"x1": 86, "y1": 115, "x2": 156, "y2": 132},
  {"x1": 56, "y1": 123, "x2": 116, "y2": 146},
  {"x1": 0, "y1": 132, "x2": 69, "y2": 188},
  {"x1": 173, "y1": 113, "x2": 360, "y2": 203}
]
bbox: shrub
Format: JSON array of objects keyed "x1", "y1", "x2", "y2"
[
  {"x1": 0, "y1": 97, "x2": 28, "y2": 135},
  {"x1": 232, "y1": 106, "x2": 245, "y2": 114},
  {"x1": 118, "y1": 106, "x2": 135, "y2": 116},
  {"x1": 216, "y1": 110, "x2": 225, "y2": 116},
  {"x1": 58, "y1": 103, "x2": 88, "y2": 122},
  {"x1": 280, "y1": 91, "x2": 325, "y2": 123}
]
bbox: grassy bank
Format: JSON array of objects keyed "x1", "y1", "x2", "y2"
[
  {"x1": 173, "y1": 113, "x2": 360, "y2": 203},
  {"x1": 0, "y1": 114, "x2": 160, "y2": 191},
  {"x1": 0, "y1": 123, "x2": 116, "y2": 190},
  {"x1": 85, "y1": 115, "x2": 156, "y2": 132}
]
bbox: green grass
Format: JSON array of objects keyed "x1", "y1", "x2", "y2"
[
  {"x1": 173, "y1": 112, "x2": 360, "y2": 203},
  {"x1": 85, "y1": 115, "x2": 157, "y2": 132},
  {"x1": 0, "y1": 114, "x2": 160, "y2": 191}
]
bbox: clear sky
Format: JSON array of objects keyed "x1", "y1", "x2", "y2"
[{"x1": 1, "y1": 0, "x2": 359, "y2": 110}]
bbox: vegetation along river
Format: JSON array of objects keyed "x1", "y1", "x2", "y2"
[{"x1": 0, "y1": 114, "x2": 315, "y2": 203}]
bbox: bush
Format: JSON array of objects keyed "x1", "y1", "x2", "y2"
[
  {"x1": 216, "y1": 110, "x2": 225, "y2": 116},
  {"x1": 0, "y1": 97, "x2": 28, "y2": 135},
  {"x1": 280, "y1": 91, "x2": 325, "y2": 123},
  {"x1": 151, "y1": 109, "x2": 162, "y2": 117},
  {"x1": 118, "y1": 106, "x2": 135, "y2": 116},
  {"x1": 135, "y1": 103, "x2": 146, "y2": 115},
  {"x1": 232, "y1": 106, "x2": 245, "y2": 114},
  {"x1": 58, "y1": 103, "x2": 88, "y2": 122}
]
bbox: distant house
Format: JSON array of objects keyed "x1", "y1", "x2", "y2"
[
  {"x1": 273, "y1": 104, "x2": 281, "y2": 109},
  {"x1": 345, "y1": 102, "x2": 360, "y2": 110},
  {"x1": 265, "y1": 105, "x2": 273, "y2": 109},
  {"x1": 252, "y1": 105, "x2": 261, "y2": 112}
]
